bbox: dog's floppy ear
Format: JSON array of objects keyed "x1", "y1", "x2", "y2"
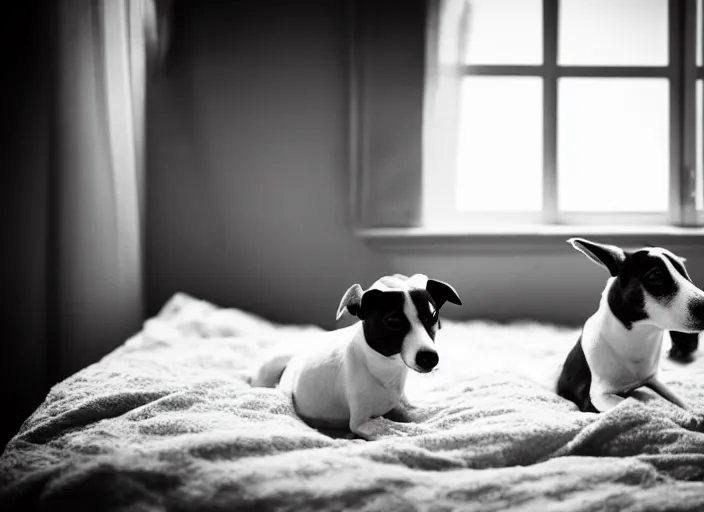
[
  {"x1": 426, "y1": 279, "x2": 462, "y2": 309},
  {"x1": 336, "y1": 284, "x2": 364, "y2": 320},
  {"x1": 568, "y1": 237, "x2": 625, "y2": 277},
  {"x1": 676, "y1": 256, "x2": 692, "y2": 281}
]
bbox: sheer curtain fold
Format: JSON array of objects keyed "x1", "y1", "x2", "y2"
[
  {"x1": 52, "y1": 0, "x2": 159, "y2": 379},
  {"x1": 353, "y1": 0, "x2": 427, "y2": 228},
  {"x1": 353, "y1": 0, "x2": 468, "y2": 229},
  {"x1": 422, "y1": 0, "x2": 469, "y2": 224}
]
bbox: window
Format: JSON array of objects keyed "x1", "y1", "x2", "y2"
[{"x1": 423, "y1": 0, "x2": 703, "y2": 231}]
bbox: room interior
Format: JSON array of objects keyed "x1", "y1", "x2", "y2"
[{"x1": 3, "y1": 0, "x2": 704, "y2": 509}]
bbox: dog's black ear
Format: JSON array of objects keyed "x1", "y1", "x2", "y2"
[
  {"x1": 358, "y1": 289, "x2": 386, "y2": 320},
  {"x1": 336, "y1": 284, "x2": 364, "y2": 320},
  {"x1": 678, "y1": 258, "x2": 693, "y2": 282},
  {"x1": 426, "y1": 279, "x2": 462, "y2": 309},
  {"x1": 568, "y1": 237, "x2": 625, "y2": 277}
]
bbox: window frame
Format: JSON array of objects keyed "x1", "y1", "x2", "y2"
[
  {"x1": 426, "y1": 0, "x2": 697, "y2": 229},
  {"x1": 350, "y1": 0, "x2": 704, "y2": 251},
  {"x1": 693, "y1": 0, "x2": 704, "y2": 225}
]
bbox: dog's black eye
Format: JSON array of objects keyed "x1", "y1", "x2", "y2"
[
  {"x1": 429, "y1": 310, "x2": 439, "y2": 324},
  {"x1": 425, "y1": 304, "x2": 438, "y2": 323},
  {"x1": 645, "y1": 268, "x2": 664, "y2": 285},
  {"x1": 383, "y1": 314, "x2": 404, "y2": 331}
]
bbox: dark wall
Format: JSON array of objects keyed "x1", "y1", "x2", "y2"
[
  {"x1": 147, "y1": 0, "x2": 385, "y2": 327},
  {"x1": 0, "y1": 1, "x2": 52, "y2": 449}
]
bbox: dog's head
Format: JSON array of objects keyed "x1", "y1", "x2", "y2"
[
  {"x1": 336, "y1": 274, "x2": 462, "y2": 372},
  {"x1": 569, "y1": 237, "x2": 704, "y2": 332}
]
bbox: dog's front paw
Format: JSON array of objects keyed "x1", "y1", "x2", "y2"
[
  {"x1": 353, "y1": 417, "x2": 422, "y2": 441},
  {"x1": 383, "y1": 406, "x2": 415, "y2": 423},
  {"x1": 668, "y1": 332, "x2": 699, "y2": 363},
  {"x1": 668, "y1": 345, "x2": 697, "y2": 363}
]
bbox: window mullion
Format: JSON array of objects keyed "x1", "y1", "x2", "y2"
[
  {"x1": 543, "y1": 0, "x2": 558, "y2": 224},
  {"x1": 675, "y1": 0, "x2": 697, "y2": 225}
]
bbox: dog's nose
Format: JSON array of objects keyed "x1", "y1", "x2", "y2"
[{"x1": 415, "y1": 350, "x2": 438, "y2": 371}]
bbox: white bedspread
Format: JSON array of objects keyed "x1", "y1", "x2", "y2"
[{"x1": 2, "y1": 292, "x2": 704, "y2": 511}]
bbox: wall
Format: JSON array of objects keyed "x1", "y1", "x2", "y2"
[
  {"x1": 146, "y1": 0, "x2": 704, "y2": 331},
  {"x1": 148, "y1": 0, "x2": 382, "y2": 327},
  {"x1": 0, "y1": 0, "x2": 52, "y2": 448}
]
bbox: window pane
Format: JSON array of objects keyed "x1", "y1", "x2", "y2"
[
  {"x1": 558, "y1": 0, "x2": 668, "y2": 66},
  {"x1": 558, "y1": 78, "x2": 669, "y2": 212},
  {"x1": 463, "y1": 0, "x2": 542, "y2": 65},
  {"x1": 456, "y1": 77, "x2": 543, "y2": 212}
]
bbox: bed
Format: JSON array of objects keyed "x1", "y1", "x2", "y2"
[{"x1": 2, "y1": 292, "x2": 704, "y2": 511}]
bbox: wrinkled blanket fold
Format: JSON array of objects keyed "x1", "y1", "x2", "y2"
[{"x1": 2, "y1": 293, "x2": 704, "y2": 511}]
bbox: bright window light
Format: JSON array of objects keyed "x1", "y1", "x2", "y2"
[
  {"x1": 559, "y1": 0, "x2": 668, "y2": 66},
  {"x1": 558, "y1": 78, "x2": 669, "y2": 212},
  {"x1": 463, "y1": 0, "x2": 542, "y2": 65},
  {"x1": 456, "y1": 77, "x2": 543, "y2": 212}
]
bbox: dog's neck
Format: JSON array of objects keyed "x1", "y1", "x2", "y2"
[
  {"x1": 351, "y1": 325, "x2": 407, "y2": 389},
  {"x1": 592, "y1": 278, "x2": 663, "y2": 360}
]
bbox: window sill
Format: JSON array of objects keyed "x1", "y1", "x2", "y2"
[{"x1": 357, "y1": 225, "x2": 704, "y2": 254}]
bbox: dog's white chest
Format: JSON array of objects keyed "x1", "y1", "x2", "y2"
[
  {"x1": 350, "y1": 358, "x2": 406, "y2": 418},
  {"x1": 582, "y1": 312, "x2": 663, "y2": 394}
]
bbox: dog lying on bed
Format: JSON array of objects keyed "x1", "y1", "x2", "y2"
[
  {"x1": 557, "y1": 238, "x2": 703, "y2": 413},
  {"x1": 250, "y1": 274, "x2": 462, "y2": 440}
]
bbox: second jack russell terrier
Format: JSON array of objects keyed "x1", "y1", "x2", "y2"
[
  {"x1": 250, "y1": 274, "x2": 462, "y2": 440},
  {"x1": 557, "y1": 238, "x2": 703, "y2": 413}
]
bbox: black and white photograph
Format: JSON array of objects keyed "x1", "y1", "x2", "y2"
[{"x1": 3, "y1": 0, "x2": 704, "y2": 510}]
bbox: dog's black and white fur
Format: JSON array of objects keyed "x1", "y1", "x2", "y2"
[
  {"x1": 557, "y1": 238, "x2": 703, "y2": 413},
  {"x1": 250, "y1": 274, "x2": 462, "y2": 440}
]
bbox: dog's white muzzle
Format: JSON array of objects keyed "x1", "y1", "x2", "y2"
[{"x1": 400, "y1": 328, "x2": 438, "y2": 373}]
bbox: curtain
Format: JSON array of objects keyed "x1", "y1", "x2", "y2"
[
  {"x1": 353, "y1": 0, "x2": 427, "y2": 228},
  {"x1": 422, "y1": 0, "x2": 470, "y2": 224},
  {"x1": 51, "y1": 0, "x2": 161, "y2": 379},
  {"x1": 351, "y1": 0, "x2": 468, "y2": 229},
  {"x1": 1, "y1": 0, "x2": 166, "y2": 449}
]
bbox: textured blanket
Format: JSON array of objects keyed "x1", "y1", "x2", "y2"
[{"x1": 2, "y1": 293, "x2": 704, "y2": 511}]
